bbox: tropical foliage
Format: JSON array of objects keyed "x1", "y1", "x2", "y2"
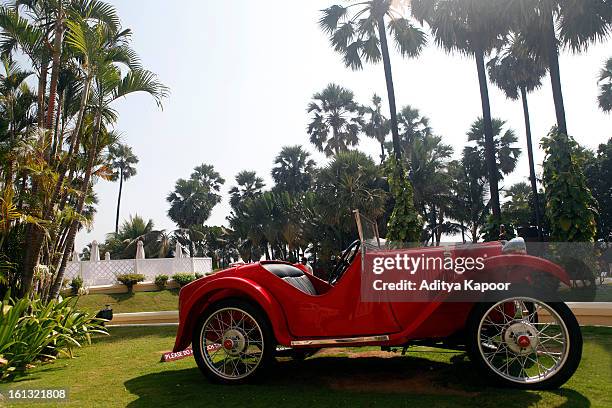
[
  {"x1": 0, "y1": 0, "x2": 168, "y2": 299},
  {"x1": 307, "y1": 83, "x2": 362, "y2": 156},
  {"x1": 541, "y1": 129, "x2": 597, "y2": 242},
  {"x1": 0, "y1": 294, "x2": 107, "y2": 379},
  {"x1": 599, "y1": 57, "x2": 612, "y2": 112},
  {"x1": 108, "y1": 143, "x2": 138, "y2": 233}
]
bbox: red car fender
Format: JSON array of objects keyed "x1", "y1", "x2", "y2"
[
  {"x1": 173, "y1": 277, "x2": 291, "y2": 352},
  {"x1": 482, "y1": 254, "x2": 571, "y2": 286}
]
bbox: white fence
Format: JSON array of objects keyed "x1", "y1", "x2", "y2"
[{"x1": 64, "y1": 257, "x2": 213, "y2": 287}]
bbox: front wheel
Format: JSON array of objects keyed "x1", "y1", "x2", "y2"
[
  {"x1": 467, "y1": 297, "x2": 582, "y2": 389},
  {"x1": 192, "y1": 299, "x2": 274, "y2": 384}
]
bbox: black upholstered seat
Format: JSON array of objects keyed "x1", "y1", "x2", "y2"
[{"x1": 261, "y1": 263, "x2": 317, "y2": 295}]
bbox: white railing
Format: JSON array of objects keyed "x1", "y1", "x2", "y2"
[{"x1": 64, "y1": 257, "x2": 213, "y2": 287}]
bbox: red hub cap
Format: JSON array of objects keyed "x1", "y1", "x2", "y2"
[
  {"x1": 223, "y1": 339, "x2": 234, "y2": 350},
  {"x1": 517, "y1": 335, "x2": 531, "y2": 348}
]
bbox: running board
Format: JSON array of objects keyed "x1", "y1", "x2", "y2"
[{"x1": 291, "y1": 335, "x2": 389, "y2": 347}]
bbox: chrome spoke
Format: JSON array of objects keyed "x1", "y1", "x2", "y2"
[
  {"x1": 200, "y1": 307, "x2": 265, "y2": 380},
  {"x1": 477, "y1": 297, "x2": 570, "y2": 384}
]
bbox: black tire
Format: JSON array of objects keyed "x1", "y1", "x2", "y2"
[
  {"x1": 467, "y1": 298, "x2": 582, "y2": 390},
  {"x1": 192, "y1": 299, "x2": 275, "y2": 384}
]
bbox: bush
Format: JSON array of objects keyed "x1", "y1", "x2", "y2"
[
  {"x1": 70, "y1": 276, "x2": 83, "y2": 295},
  {"x1": 195, "y1": 272, "x2": 204, "y2": 279},
  {"x1": 0, "y1": 295, "x2": 107, "y2": 380},
  {"x1": 154, "y1": 274, "x2": 169, "y2": 290},
  {"x1": 172, "y1": 273, "x2": 196, "y2": 287},
  {"x1": 116, "y1": 273, "x2": 145, "y2": 294}
]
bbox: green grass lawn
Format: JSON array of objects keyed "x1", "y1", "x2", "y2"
[
  {"x1": 4, "y1": 326, "x2": 611, "y2": 407},
  {"x1": 594, "y1": 283, "x2": 612, "y2": 302},
  {"x1": 73, "y1": 289, "x2": 179, "y2": 314}
]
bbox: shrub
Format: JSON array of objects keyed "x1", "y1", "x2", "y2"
[
  {"x1": 70, "y1": 276, "x2": 83, "y2": 295},
  {"x1": 172, "y1": 273, "x2": 196, "y2": 287},
  {"x1": 154, "y1": 274, "x2": 169, "y2": 290},
  {"x1": 195, "y1": 272, "x2": 204, "y2": 279},
  {"x1": 0, "y1": 295, "x2": 107, "y2": 380},
  {"x1": 116, "y1": 273, "x2": 145, "y2": 294}
]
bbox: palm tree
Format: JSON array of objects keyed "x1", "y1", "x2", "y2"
[
  {"x1": 229, "y1": 170, "x2": 265, "y2": 210},
  {"x1": 361, "y1": 94, "x2": 390, "y2": 162},
  {"x1": 396, "y1": 105, "x2": 432, "y2": 155},
  {"x1": 108, "y1": 143, "x2": 138, "y2": 233},
  {"x1": 412, "y1": 0, "x2": 509, "y2": 226},
  {"x1": 168, "y1": 164, "x2": 225, "y2": 229},
  {"x1": 316, "y1": 150, "x2": 387, "y2": 244},
  {"x1": 320, "y1": 1, "x2": 426, "y2": 162},
  {"x1": 488, "y1": 35, "x2": 547, "y2": 239},
  {"x1": 599, "y1": 57, "x2": 612, "y2": 112},
  {"x1": 0, "y1": 57, "x2": 36, "y2": 187},
  {"x1": 447, "y1": 156, "x2": 490, "y2": 243},
  {"x1": 307, "y1": 83, "x2": 363, "y2": 156},
  {"x1": 507, "y1": 0, "x2": 611, "y2": 134},
  {"x1": 51, "y1": 26, "x2": 167, "y2": 298},
  {"x1": 409, "y1": 133, "x2": 454, "y2": 244},
  {"x1": 271, "y1": 145, "x2": 316, "y2": 195},
  {"x1": 465, "y1": 117, "x2": 521, "y2": 184}
]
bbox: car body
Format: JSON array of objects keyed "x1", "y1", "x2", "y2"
[
  {"x1": 173, "y1": 232, "x2": 582, "y2": 389},
  {"x1": 175, "y1": 241, "x2": 570, "y2": 351}
]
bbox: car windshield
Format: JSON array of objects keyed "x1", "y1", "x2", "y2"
[{"x1": 353, "y1": 210, "x2": 381, "y2": 249}]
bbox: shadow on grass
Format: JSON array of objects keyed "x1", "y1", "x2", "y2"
[{"x1": 123, "y1": 355, "x2": 589, "y2": 408}]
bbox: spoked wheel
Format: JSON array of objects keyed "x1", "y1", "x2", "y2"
[
  {"x1": 467, "y1": 297, "x2": 582, "y2": 389},
  {"x1": 193, "y1": 300, "x2": 274, "y2": 383}
]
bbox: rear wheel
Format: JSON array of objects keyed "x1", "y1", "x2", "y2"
[
  {"x1": 192, "y1": 299, "x2": 274, "y2": 384},
  {"x1": 467, "y1": 297, "x2": 582, "y2": 389}
]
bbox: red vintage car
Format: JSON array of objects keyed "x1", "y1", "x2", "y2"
[{"x1": 173, "y1": 214, "x2": 582, "y2": 389}]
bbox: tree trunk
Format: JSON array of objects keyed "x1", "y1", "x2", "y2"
[
  {"x1": 520, "y1": 87, "x2": 543, "y2": 241},
  {"x1": 115, "y1": 167, "x2": 123, "y2": 234},
  {"x1": 52, "y1": 77, "x2": 92, "y2": 215},
  {"x1": 49, "y1": 111, "x2": 103, "y2": 299},
  {"x1": 379, "y1": 142, "x2": 386, "y2": 163},
  {"x1": 21, "y1": 62, "x2": 49, "y2": 296},
  {"x1": 474, "y1": 49, "x2": 501, "y2": 230},
  {"x1": 377, "y1": 15, "x2": 402, "y2": 163},
  {"x1": 460, "y1": 220, "x2": 466, "y2": 243},
  {"x1": 544, "y1": 5, "x2": 567, "y2": 135},
  {"x1": 45, "y1": 5, "x2": 63, "y2": 137}
]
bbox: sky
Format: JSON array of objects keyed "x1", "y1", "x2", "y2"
[{"x1": 76, "y1": 0, "x2": 611, "y2": 250}]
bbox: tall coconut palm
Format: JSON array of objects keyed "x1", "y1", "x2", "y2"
[
  {"x1": 506, "y1": 0, "x2": 611, "y2": 134},
  {"x1": 599, "y1": 57, "x2": 612, "y2": 112},
  {"x1": 307, "y1": 83, "x2": 363, "y2": 156},
  {"x1": 361, "y1": 94, "x2": 390, "y2": 162},
  {"x1": 108, "y1": 143, "x2": 138, "y2": 233},
  {"x1": 271, "y1": 145, "x2": 316, "y2": 195},
  {"x1": 488, "y1": 34, "x2": 547, "y2": 239},
  {"x1": 320, "y1": 1, "x2": 426, "y2": 162},
  {"x1": 412, "y1": 0, "x2": 509, "y2": 226}
]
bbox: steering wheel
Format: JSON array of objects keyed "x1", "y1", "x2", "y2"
[{"x1": 328, "y1": 240, "x2": 361, "y2": 285}]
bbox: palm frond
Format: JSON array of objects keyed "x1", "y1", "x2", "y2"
[{"x1": 319, "y1": 5, "x2": 347, "y2": 33}]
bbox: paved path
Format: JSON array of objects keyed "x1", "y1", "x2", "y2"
[{"x1": 108, "y1": 302, "x2": 612, "y2": 327}]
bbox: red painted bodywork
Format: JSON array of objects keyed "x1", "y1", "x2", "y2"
[{"x1": 173, "y1": 242, "x2": 570, "y2": 352}]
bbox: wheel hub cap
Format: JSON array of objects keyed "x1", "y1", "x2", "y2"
[
  {"x1": 221, "y1": 328, "x2": 246, "y2": 357},
  {"x1": 504, "y1": 321, "x2": 539, "y2": 354}
]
